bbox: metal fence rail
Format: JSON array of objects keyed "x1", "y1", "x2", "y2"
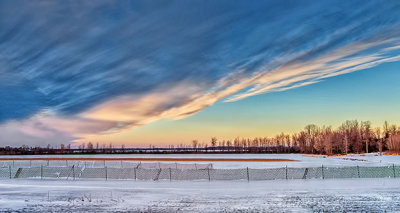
[{"x1": 0, "y1": 165, "x2": 399, "y2": 181}]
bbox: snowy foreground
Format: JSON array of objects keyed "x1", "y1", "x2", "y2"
[
  {"x1": 1, "y1": 153, "x2": 400, "y2": 212},
  {"x1": 0, "y1": 178, "x2": 400, "y2": 212}
]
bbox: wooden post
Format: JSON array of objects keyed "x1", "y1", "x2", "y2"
[
  {"x1": 357, "y1": 166, "x2": 360, "y2": 178},
  {"x1": 41, "y1": 165, "x2": 43, "y2": 180},
  {"x1": 246, "y1": 167, "x2": 250, "y2": 182},
  {"x1": 9, "y1": 165, "x2": 11, "y2": 179},
  {"x1": 169, "y1": 168, "x2": 172, "y2": 181},
  {"x1": 207, "y1": 167, "x2": 211, "y2": 181},
  {"x1": 321, "y1": 165, "x2": 324, "y2": 179}
]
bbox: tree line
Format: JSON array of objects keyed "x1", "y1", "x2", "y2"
[
  {"x1": 190, "y1": 120, "x2": 400, "y2": 154},
  {"x1": 1, "y1": 120, "x2": 399, "y2": 155}
]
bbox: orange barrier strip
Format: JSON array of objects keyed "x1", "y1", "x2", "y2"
[{"x1": 0, "y1": 157, "x2": 298, "y2": 162}]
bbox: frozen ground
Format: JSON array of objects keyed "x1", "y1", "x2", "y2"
[
  {"x1": 1, "y1": 153, "x2": 398, "y2": 212},
  {"x1": 1, "y1": 153, "x2": 399, "y2": 169},
  {"x1": 0, "y1": 178, "x2": 400, "y2": 212}
]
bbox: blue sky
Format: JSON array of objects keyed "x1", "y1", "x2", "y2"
[
  {"x1": 120, "y1": 60, "x2": 400, "y2": 145},
  {"x1": 1, "y1": 1, "x2": 400, "y2": 146}
]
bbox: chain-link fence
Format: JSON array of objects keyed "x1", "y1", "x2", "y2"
[
  {"x1": 0, "y1": 160, "x2": 212, "y2": 170},
  {"x1": 0, "y1": 164, "x2": 399, "y2": 181}
]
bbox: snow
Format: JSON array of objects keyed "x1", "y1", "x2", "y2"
[
  {"x1": 1, "y1": 153, "x2": 400, "y2": 211},
  {"x1": 0, "y1": 178, "x2": 400, "y2": 212},
  {"x1": 1, "y1": 153, "x2": 399, "y2": 169}
]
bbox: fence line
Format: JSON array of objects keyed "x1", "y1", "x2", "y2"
[
  {"x1": 0, "y1": 165, "x2": 399, "y2": 181},
  {"x1": 0, "y1": 160, "x2": 212, "y2": 170}
]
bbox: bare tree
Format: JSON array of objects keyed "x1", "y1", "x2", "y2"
[
  {"x1": 87, "y1": 142, "x2": 93, "y2": 151},
  {"x1": 192, "y1": 140, "x2": 198, "y2": 151},
  {"x1": 361, "y1": 121, "x2": 372, "y2": 153},
  {"x1": 211, "y1": 137, "x2": 217, "y2": 147},
  {"x1": 305, "y1": 124, "x2": 318, "y2": 153}
]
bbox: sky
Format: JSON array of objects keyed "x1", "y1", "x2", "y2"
[{"x1": 1, "y1": 0, "x2": 400, "y2": 147}]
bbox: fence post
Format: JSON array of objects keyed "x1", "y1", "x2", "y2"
[
  {"x1": 302, "y1": 168, "x2": 309, "y2": 179},
  {"x1": 207, "y1": 167, "x2": 211, "y2": 181},
  {"x1": 47, "y1": 160, "x2": 49, "y2": 166},
  {"x1": 393, "y1": 164, "x2": 396, "y2": 178},
  {"x1": 105, "y1": 166, "x2": 108, "y2": 181},
  {"x1": 154, "y1": 168, "x2": 162, "y2": 181},
  {"x1": 41, "y1": 165, "x2": 43, "y2": 180},
  {"x1": 104, "y1": 160, "x2": 106, "y2": 168},
  {"x1": 9, "y1": 165, "x2": 11, "y2": 179},
  {"x1": 12, "y1": 160, "x2": 14, "y2": 167},
  {"x1": 285, "y1": 166, "x2": 288, "y2": 180},
  {"x1": 246, "y1": 167, "x2": 250, "y2": 182},
  {"x1": 30, "y1": 160, "x2": 32, "y2": 168},
  {"x1": 321, "y1": 165, "x2": 324, "y2": 179},
  {"x1": 357, "y1": 166, "x2": 360, "y2": 178},
  {"x1": 72, "y1": 165, "x2": 75, "y2": 180},
  {"x1": 169, "y1": 168, "x2": 172, "y2": 181},
  {"x1": 134, "y1": 168, "x2": 137, "y2": 180}
]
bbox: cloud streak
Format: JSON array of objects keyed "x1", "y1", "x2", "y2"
[{"x1": 1, "y1": 0, "x2": 400, "y2": 145}]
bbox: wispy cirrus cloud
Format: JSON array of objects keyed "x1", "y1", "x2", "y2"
[{"x1": 1, "y1": 0, "x2": 400, "y2": 146}]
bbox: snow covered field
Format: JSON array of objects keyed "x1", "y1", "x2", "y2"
[
  {"x1": 0, "y1": 178, "x2": 400, "y2": 212},
  {"x1": 1, "y1": 153, "x2": 400, "y2": 212},
  {"x1": 1, "y1": 153, "x2": 399, "y2": 169}
]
